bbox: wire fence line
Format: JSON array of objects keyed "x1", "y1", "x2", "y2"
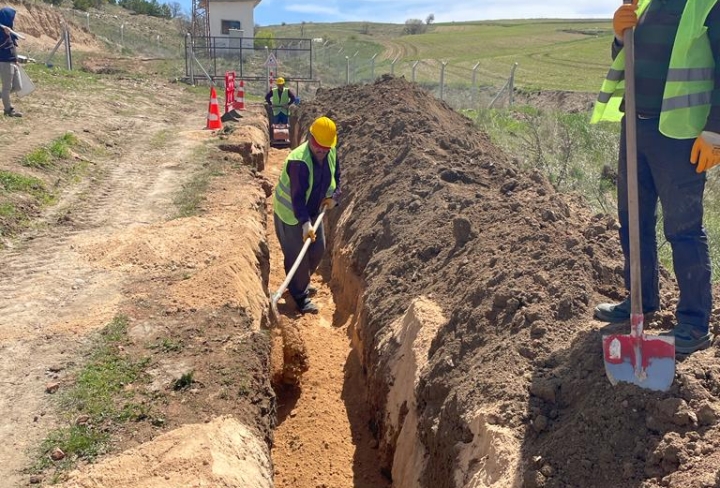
[{"x1": 38, "y1": 8, "x2": 520, "y2": 112}]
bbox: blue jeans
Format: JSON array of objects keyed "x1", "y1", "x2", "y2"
[
  {"x1": 273, "y1": 213, "x2": 325, "y2": 302},
  {"x1": 273, "y1": 112, "x2": 289, "y2": 124},
  {"x1": 617, "y1": 116, "x2": 712, "y2": 331}
]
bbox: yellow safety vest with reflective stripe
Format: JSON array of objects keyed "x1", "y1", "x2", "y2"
[
  {"x1": 273, "y1": 142, "x2": 337, "y2": 225},
  {"x1": 271, "y1": 88, "x2": 291, "y2": 116},
  {"x1": 590, "y1": 0, "x2": 717, "y2": 139}
]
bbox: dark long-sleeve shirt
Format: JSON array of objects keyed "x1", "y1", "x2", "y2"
[
  {"x1": 287, "y1": 151, "x2": 341, "y2": 225},
  {"x1": 0, "y1": 7, "x2": 18, "y2": 63},
  {"x1": 611, "y1": 0, "x2": 720, "y2": 132}
]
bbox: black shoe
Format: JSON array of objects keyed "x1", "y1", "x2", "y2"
[
  {"x1": 660, "y1": 323, "x2": 713, "y2": 355},
  {"x1": 307, "y1": 285, "x2": 318, "y2": 297},
  {"x1": 594, "y1": 298, "x2": 657, "y2": 323},
  {"x1": 3, "y1": 108, "x2": 22, "y2": 117},
  {"x1": 297, "y1": 297, "x2": 319, "y2": 315}
]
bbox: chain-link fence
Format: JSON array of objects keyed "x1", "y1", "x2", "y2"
[{"x1": 40, "y1": 7, "x2": 521, "y2": 113}]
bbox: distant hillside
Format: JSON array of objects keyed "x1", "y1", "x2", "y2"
[{"x1": 265, "y1": 19, "x2": 613, "y2": 92}]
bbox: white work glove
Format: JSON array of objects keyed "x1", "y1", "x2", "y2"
[
  {"x1": 302, "y1": 221, "x2": 316, "y2": 242},
  {"x1": 691, "y1": 131, "x2": 720, "y2": 173}
]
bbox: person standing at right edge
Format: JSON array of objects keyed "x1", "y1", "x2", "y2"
[
  {"x1": 591, "y1": 0, "x2": 720, "y2": 354},
  {"x1": 0, "y1": 7, "x2": 22, "y2": 117}
]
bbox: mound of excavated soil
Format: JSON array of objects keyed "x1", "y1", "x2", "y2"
[{"x1": 296, "y1": 76, "x2": 720, "y2": 487}]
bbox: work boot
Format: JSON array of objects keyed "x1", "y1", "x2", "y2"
[
  {"x1": 661, "y1": 323, "x2": 713, "y2": 355},
  {"x1": 3, "y1": 108, "x2": 22, "y2": 117},
  {"x1": 296, "y1": 297, "x2": 319, "y2": 315},
  {"x1": 593, "y1": 298, "x2": 656, "y2": 323}
]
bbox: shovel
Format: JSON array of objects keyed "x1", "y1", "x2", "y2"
[
  {"x1": 270, "y1": 208, "x2": 327, "y2": 321},
  {"x1": 602, "y1": 7, "x2": 675, "y2": 391}
]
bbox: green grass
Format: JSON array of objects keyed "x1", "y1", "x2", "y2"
[
  {"x1": 32, "y1": 316, "x2": 153, "y2": 476},
  {"x1": 268, "y1": 19, "x2": 613, "y2": 92},
  {"x1": 0, "y1": 170, "x2": 55, "y2": 204},
  {"x1": 22, "y1": 133, "x2": 79, "y2": 169}
]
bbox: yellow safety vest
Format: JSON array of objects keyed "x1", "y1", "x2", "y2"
[
  {"x1": 590, "y1": 0, "x2": 717, "y2": 139},
  {"x1": 273, "y1": 142, "x2": 337, "y2": 225}
]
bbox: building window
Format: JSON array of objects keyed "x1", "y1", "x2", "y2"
[{"x1": 221, "y1": 20, "x2": 242, "y2": 35}]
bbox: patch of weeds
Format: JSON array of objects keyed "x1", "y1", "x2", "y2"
[
  {"x1": 173, "y1": 371, "x2": 195, "y2": 390},
  {"x1": 31, "y1": 315, "x2": 153, "y2": 478},
  {"x1": 174, "y1": 171, "x2": 210, "y2": 218},
  {"x1": 22, "y1": 148, "x2": 53, "y2": 169},
  {"x1": 148, "y1": 337, "x2": 184, "y2": 353},
  {"x1": 0, "y1": 170, "x2": 55, "y2": 204},
  {"x1": 237, "y1": 377, "x2": 251, "y2": 397},
  {"x1": 21, "y1": 133, "x2": 79, "y2": 169},
  {"x1": 150, "y1": 129, "x2": 173, "y2": 149},
  {"x1": 0, "y1": 202, "x2": 16, "y2": 217}
]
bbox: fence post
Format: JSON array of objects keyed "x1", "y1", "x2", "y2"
[
  {"x1": 390, "y1": 55, "x2": 399, "y2": 76},
  {"x1": 370, "y1": 53, "x2": 377, "y2": 81},
  {"x1": 411, "y1": 60, "x2": 419, "y2": 82},
  {"x1": 472, "y1": 61, "x2": 480, "y2": 105},
  {"x1": 120, "y1": 23, "x2": 124, "y2": 47},
  {"x1": 439, "y1": 61, "x2": 447, "y2": 101},
  {"x1": 86, "y1": 12, "x2": 89, "y2": 30},
  {"x1": 187, "y1": 33, "x2": 195, "y2": 85},
  {"x1": 508, "y1": 62, "x2": 518, "y2": 106},
  {"x1": 345, "y1": 55, "x2": 350, "y2": 85},
  {"x1": 64, "y1": 24, "x2": 72, "y2": 70}
]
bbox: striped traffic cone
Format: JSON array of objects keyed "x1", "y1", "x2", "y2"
[
  {"x1": 206, "y1": 87, "x2": 222, "y2": 130},
  {"x1": 234, "y1": 79, "x2": 245, "y2": 111}
]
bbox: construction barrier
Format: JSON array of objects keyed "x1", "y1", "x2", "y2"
[
  {"x1": 224, "y1": 71, "x2": 236, "y2": 114},
  {"x1": 234, "y1": 79, "x2": 245, "y2": 111},
  {"x1": 206, "y1": 87, "x2": 222, "y2": 130}
]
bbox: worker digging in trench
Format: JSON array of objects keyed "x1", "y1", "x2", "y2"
[{"x1": 272, "y1": 115, "x2": 341, "y2": 315}]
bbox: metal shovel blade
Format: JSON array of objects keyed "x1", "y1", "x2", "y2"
[{"x1": 602, "y1": 328, "x2": 675, "y2": 392}]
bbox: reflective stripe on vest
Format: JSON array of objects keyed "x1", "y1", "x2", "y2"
[
  {"x1": 590, "y1": 0, "x2": 717, "y2": 139},
  {"x1": 273, "y1": 142, "x2": 337, "y2": 225},
  {"x1": 271, "y1": 88, "x2": 290, "y2": 116}
]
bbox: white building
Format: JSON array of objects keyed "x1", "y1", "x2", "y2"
[{"x1": 208, "y1": 0, "x2": 261, "y2": 49}]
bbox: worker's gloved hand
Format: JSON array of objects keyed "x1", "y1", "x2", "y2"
[
  {"x1": 691, "y1": 131, "x2": 720, "y2": 173},
  {"x1": 321, "y1": 197, "x2": 337, "y2": 210},
  {"x1": 613, "y1": 0, "x2": 638, "y2": 40},
  {"x1": 302, "y1": 221, "x2": 316, "y2": 242}
]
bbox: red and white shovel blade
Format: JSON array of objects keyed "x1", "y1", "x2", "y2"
[{"x1": 602, "y1": 333, "x2": 675, "y2": 391}]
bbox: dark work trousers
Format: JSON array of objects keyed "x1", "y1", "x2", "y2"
[
  {"x1": 617, "y1": 116, "x2": 712, "y2": 331},
  {"x1": 273, "y1": 212, "x2": 326, "y2": 304}
]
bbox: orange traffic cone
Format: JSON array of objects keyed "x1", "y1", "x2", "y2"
[
  {"x1": 234, "y1": 79, "x2": 245, "y2": 111},
  {"x1": 206, "y1": 87, "x2": 222, "y2": 130}
]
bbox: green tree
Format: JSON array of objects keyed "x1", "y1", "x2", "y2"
[{"x1": 254, "y1": 29, "x2": 275, "y2": 49}]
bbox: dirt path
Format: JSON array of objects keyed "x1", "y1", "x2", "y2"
[
  {"x1": 265, "y1": 148, "x2": 390, "y2": 488},
  {"x1": 0, "y1": 72, "x2": 208, "y2": 486}
]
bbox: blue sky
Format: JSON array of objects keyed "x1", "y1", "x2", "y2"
[
  {"x1": 249, "y1": 0, "x2": 619, "y2": 26},
  {"x1": 176, "y1": 0, "x2": 621, "y2": 25}
]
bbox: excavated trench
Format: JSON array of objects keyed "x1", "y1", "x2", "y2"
[{"x1": 248, "y1": 76, "x2": 720, "y2": 488}]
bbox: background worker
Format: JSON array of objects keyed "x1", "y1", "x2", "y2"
[
  {"x1": 265, "y1": 77, "x2": 296, "y2": 125},
  {"x1": 0, "y1": 6, "x2": 21, "y2": 117},
  {"x1": 591, "y1": 0, "x2": 720, "y2": 354},
  {"x1": 273, "y1": 116, "x2": 340, "y2": 314}
]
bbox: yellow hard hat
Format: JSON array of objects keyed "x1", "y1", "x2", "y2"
[
  {"x1": 309, "y1": 116, "x2": 337, "y2": 148},
  {"x1": 276, "y1": 77, "x2": 285, "y2": 85}
]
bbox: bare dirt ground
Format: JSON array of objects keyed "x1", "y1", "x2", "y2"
[
  {"x1": 0, "y1": 51, "x2": 216, "y2": 486},
  {"x1": 8, "y1": 3, "x2": 720, "y2": 488},
  {"x1": 296, "y1": 76, "x2": 720, "y2": 488},
  {"x1": 265, "y1": 147, "x2": 390, "y2": 488}
]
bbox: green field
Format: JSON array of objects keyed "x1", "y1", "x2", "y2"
[{"x1": 268, "y1": 19, "x2": 614, "y2": 92}]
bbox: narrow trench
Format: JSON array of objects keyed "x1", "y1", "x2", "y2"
[{"x1": 264, "y1": 147, "x2": 391, "y2": 488}]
